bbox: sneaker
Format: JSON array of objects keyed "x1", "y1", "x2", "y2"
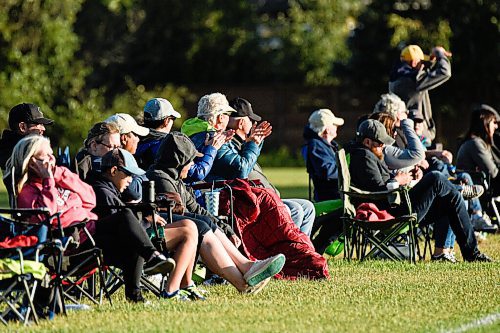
[
  {"x1": 465, "y1": 253, "x2": 493, "y2": 262},
  {"x1": 203, "y1": 274, "x2": 228, "y2": 286},
  {"x1": 243, "y1": 254, "x2": 286, "y2": 287},
  {"x1": 160, "y1": 290, "x2": 190, "y2": 301},
  {"x1": 431, "y1": 253, "x2": 457, "y2": 263},
  {"x1": 144, "y1": 254, "x2": 176, "y2": 276},
  {"x1": 244, "y1": 277, "x2": 271, "y2": 295},
  {"x1": 461, "y1": 185, "x2": 484, "y2": 200},
  {"x1": 181, "y1": 285, "x2": 207, "y2": 301},
  {"x1": 475, "y1": 231, "x2": 487, "y2": 243},
  {"x1": 471, "y1": 213, "x2": 498, "y2": 233}
]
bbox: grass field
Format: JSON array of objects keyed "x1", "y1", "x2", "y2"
[{"x1": 1, "y1": 168, "x2": 499, "y2": 332}]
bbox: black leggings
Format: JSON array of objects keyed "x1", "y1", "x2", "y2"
[{"x1": 93, "y1": 209, "x2": 157, "y2": 299}]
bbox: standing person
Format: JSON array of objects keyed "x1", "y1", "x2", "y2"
[
  {"x1": 389, "y1": 45, "x2": 452, "y2": 143},
  {"x1": 302, "y1": 108, "x2": 344, "y2": 201},
  {"x1": 6, "y1": 135, "x2": 174, "y2": 303},
  {"x1": 0, "y1": 103, "x2": 53, "y2": 172}
]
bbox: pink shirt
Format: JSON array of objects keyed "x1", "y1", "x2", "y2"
[{"x1": 17, "y1": 166, "x2": 98, "y2": 229}]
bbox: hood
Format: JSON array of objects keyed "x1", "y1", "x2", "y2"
[
  {"x1": 155, "y1": 132, "x2": 198, "y2": 171},
  {"x1": 181, "y1": 117, "x2": 215, "y2": 137}
]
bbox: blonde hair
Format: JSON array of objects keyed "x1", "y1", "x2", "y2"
[{"x1": 4, "y1": 135, "x2": 50, "y2": 195}]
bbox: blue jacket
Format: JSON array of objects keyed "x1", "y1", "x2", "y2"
[
  {"x1": 136, "y1": 127, "x2": 217, "y2": 183},
  {"x1": 302, "y1": 125, "x2": 340, "y2": 201},
  {"x1": 182, "y1": 117, "x2": 262, "y2": 181}
]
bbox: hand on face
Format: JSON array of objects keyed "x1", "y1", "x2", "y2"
[{"x1": 29, "y1": 155, "x2": 55, "y2": 179}]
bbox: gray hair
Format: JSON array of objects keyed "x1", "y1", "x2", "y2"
[{"x1": 373, "y1": 93, "x2": 406, "y2": 120}]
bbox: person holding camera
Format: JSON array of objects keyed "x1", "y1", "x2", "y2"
[{"x1": 389, "y1": 44, "x2": 452, "y2": 143}]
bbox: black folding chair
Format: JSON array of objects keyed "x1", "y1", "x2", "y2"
[{"x1": 337, "y1": 149, "x2": 420, "y2": 263}]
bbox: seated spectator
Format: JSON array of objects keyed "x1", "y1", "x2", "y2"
[
  {"x1": 146, "y1": 132, "x2": 287, "y2": 291},
  {"x1": 135, "y1": 98, "x2": 181, "y2": 169},
  {"x1": 75, "y1": 122, "x2": 121, "y2": 181},
  {"x1": 457, "y1": 105, "x2": 500, "y2": 195},
  {"x1": 182, "y1": 94, "x2": 314, "y2": 236},
  {"x1": 5, "y1": 135, "x2": 174, "y2": 303},
  {"x1": 302, "y1": 108, "x2": 344, "y2": 201},
  {"x1": 0, "y1": 103, "x2": 53, "y2": 173},
  {"x1": 225, "y1": 97, "x2": 316, "y2": 237},
  {"x1": 347, "y1": 119, "x2": 491, "y2": 262},
  {"x1": 88, "y1": 148, "x2": 204, "y2": 301},
  {"x1": 104, "y1": 113, "x2": 150, "y2": 202},
  {"x1": 138, "y1": 97, "x2": 231, "y2": 181}
]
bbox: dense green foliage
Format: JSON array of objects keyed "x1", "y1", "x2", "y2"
[{"x1": 0, "y1": 0, "x2": 498, "y2": 152}]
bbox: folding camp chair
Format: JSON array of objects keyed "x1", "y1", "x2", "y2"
[
  {"x1": 337, "y1": 149, "x2": 420, "y2": 263},
  {"x1": 0, "y1": 207, "x2": 111, "y2": 315},
  {"x1": 0, "y1": 211, "x2": 50, "y2": 325},
  {"x1": 101, "y1": 200, "x2": 175, "y2": 298}
]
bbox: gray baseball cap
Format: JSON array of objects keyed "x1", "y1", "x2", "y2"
[{"x1": 357, "y1": 119, "x2": 395, "y2": 146}]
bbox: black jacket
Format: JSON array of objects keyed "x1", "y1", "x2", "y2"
[
  {"x1": 0, "y1": 130, "x2": 23, "y2": 171},
  {"x1": 347, "y1": 143, "x2": 391, "y2": 192},
  {"x1": 87, "y1": 172, "x2": 125, "y2": 218}
]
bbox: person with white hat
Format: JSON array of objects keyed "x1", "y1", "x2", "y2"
[
  {"x1": 105, "y1": 113, "x2": 150, "y2": 202},
  {"x1": 303, "y1": 108, "x2": 344, "y2": 201}
]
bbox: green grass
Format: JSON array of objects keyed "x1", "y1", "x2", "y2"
[
  {"x1": 1, "y1": 168, "x2": 500, "y2": 332},
  {"x1": 5, "y1": 239, "x2": 499, "y2": 333},
  {"x1": 263, "y1": 167, "x2": 310, "y2": 199}
]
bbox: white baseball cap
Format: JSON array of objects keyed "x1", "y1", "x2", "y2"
[
  {"x1": 105, "y1": 113, "x2": 149, "y2": 136},
  {"x1": 308, "y1": 109, "x2": 344, "y2": 128},
  {"x1": 144, "y1": 98, "x2": 181, "y2": 121}
]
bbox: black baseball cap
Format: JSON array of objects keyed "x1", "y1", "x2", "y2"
[
  {"x1": 8, "y1": 103, "x2": 54, "y2": 130},
  {"x1": 357, "y1": 119, "x2": 395, "y2": 146},
  {"x1": 229, "y1": 98, "x2": 262, "y2": 122}
]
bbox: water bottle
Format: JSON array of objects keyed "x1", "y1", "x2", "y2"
[{"x1": 143, "y1": 180, "x2": 155, "y2": 203}]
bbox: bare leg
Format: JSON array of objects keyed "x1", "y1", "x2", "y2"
[
  {"x1": 199, "y1": 231, "x2": 247, "y2": 292},
  {"x1": 163, "y1": 219, "x2": 198, "y2": 293},
  {"x1": 214, "y1": 229, "x2": 253, "y2": 274}
]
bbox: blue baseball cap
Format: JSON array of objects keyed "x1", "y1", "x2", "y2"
[
  {"x1": 144, "y1": 98, "x2": 181, "y2": 121},
  {"x1": 102, "y1": 148, "x2": 145, "y2": 176}
]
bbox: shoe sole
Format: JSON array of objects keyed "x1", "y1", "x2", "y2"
[
  {"x1": 144, "y1": 258, "x2": 176, "y2": 275},
  {"x1": 245, "y1": 277, "x2": 271, "y2": 295},
  {"x1": 246, "y1": 254, "x2": 285, "y2": 287}
]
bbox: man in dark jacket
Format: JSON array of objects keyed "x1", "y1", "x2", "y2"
[
  {"x1": 0, "y1": 103, "x2": 53, "y2": 172},
  {"x1": 389, "y1": 45, "x2": 452, "y2": 142},
  {"x1": 348, "y1": 119, "x2": 491, "y2": 262},
  {"x1": 302, "y1": 108, "x2": 344, "y2": 201}
]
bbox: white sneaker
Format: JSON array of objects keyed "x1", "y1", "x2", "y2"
[
  {"x1": 243, "y1": 277, "x2": 271, "y2": 295},
  {"x1": 243, "y1": 254, "x2": 286, "y2": 287},
  {"x1": 471, "y1": 213, "x2": 498, "y2": 232}
]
